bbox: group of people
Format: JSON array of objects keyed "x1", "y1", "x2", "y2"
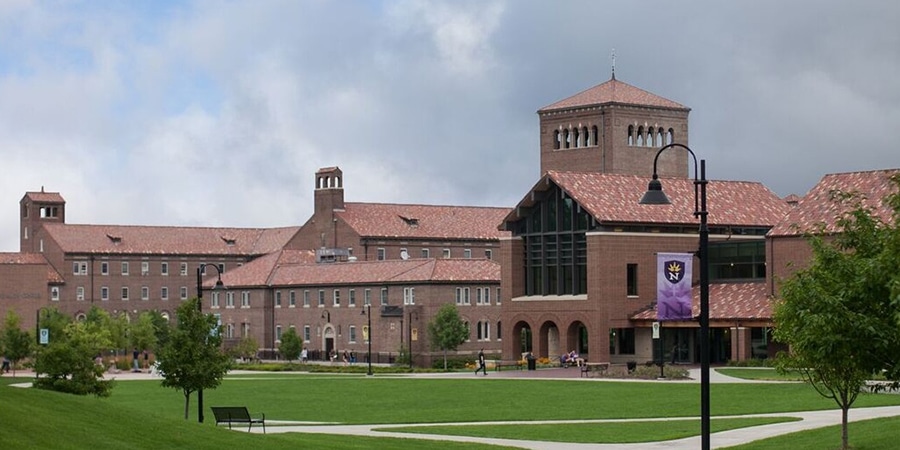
[
  {"x1": 560, "y1": 350, "x2": 581, "y2": 367},
  {"x1": 329, "y1": 349, "x2": 357, "y2": 365}
]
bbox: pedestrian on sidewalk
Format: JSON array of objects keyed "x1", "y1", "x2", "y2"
[{"x1": 475, "y1": 349, "x2": 487, "y2": 375}]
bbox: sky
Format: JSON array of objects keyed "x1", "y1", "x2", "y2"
[{"x1": 1, "y1": 0, "x2": 898, "y2": 252}]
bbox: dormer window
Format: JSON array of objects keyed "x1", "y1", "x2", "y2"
[
  {"x1": 399, "y1": 216, "x2": 419, "y2": 228},
  {"x1": 221, "y1": 236, "x2": 236, "y2": 246},
  {"x1": 106, "y1": 234, "x2": 122, "y2": 244}
]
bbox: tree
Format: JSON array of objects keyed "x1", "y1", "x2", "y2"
[
  {"x1": 773, "y1": 176, "x2": 900, "y2": 450},
  {"x1": 1, "y1": 310, "x2": 32, "y2": 376},
  {"x1": 427, "y1": 303, "x2": 469, "y2": 370},
  {"x1": 157, "y1": 298, "x2": 232, "y2": 420},
  {"x1": 278, "y1": 328, "x2": 302, "y2": 363},
  {"x1": 32, "y1": 320, "x2": 114, "y2": 396},
  {"x1": 231, "y1": 336, "x2": 260, "y2": 362}
]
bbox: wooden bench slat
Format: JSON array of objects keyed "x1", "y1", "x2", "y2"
[{"x1": 211, "y1": 406, "x2": 266, "y2": 434}]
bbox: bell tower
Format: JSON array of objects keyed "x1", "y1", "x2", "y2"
[
  {"x1": 538, "y1": 76, "x2": 691, "y2": 178},
  {"x1": 20, "y1": 188, "x2": 66, "y2": 253}
]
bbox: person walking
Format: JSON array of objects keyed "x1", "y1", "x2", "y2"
[{"x1": 475, "y1": 349, "x2": 487, "y2": 376}]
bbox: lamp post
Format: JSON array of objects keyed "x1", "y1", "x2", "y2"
[
  {"x1": 408, "y1": 311, "x2": 418, "y2": 370},
  {"x1": 640, "y1": 143, "x2": 710, "y2": 450},
  {"x1": 196, "y1": 263, "x2": 225, "y2": 424},
  {"x1": 361, "y1": 304, "x2": 373, "y2": 376},
  {"x1": 35, "y1": 307, "x2": 51, "y2": 346}
]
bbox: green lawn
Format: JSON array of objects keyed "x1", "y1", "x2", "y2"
[
  {"x1": 3, "y1": 373, "x2": 900, "y2": 449},
  {"x1": 717, "y1": 368, "x2": 805, "y2": 382},
  {"x1": 723, "y1": 416, "x2": 900, "y2": 450}
]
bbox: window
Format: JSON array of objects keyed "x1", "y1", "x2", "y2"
[
  {"x1": 141, "y1": 261, "x2": 149, "y2": 276},
  {"x1": 303, "y1": 290, "x2": 309, "y2": 307},
  {"x1": 464, "y1": 321, "x2": 470, "y2": 341},
  {"x1": 349, "y1": 289, "x2": 356, "y2": 307},
  {"x1": 464, "y1": 249, "x2": 472, "y2": 259},
  {"x1": 161, "y1": 287, "x2": 169, "y2": 301},
  {"x1": 276, "y1": 325, "x2": 283, "y2": 342},
  {"x1": 289, "y1": 290, "x2": 297, "y2": 307},
  {"x1": 364, "y1": 288, "x2": 371, "y2": 305},
  {"x1": 121, "y1": 262, "x2": 129, "y2": 276},
  {"x1": 485, "y1": 249, "x2": 492, "y2": 260},
  {"x1": 380, "y1": 287, "x2": 388, "y2": 305},
  {"x1": 303, "y1": 325, "x2": 311, "y2": 342},
  {"x1": 333, "y1": 289, "x2": 340, "y2": 306},
  {"x1": 627, "y1": 263, "x2": 639, "y2": 297},
  {"x1": 72, "y1": 261, "x2": 87, "y2": 275},
  {"x1": 421, "y1": 248, "x2": 430, "y2": 258},
  {"x1": 613, "y1": 328, "x2": 636, "y2": 354},
  {"x1": 241, "y1": 291, "x2": 250, "y2": 308},
  {"x1": 180, "y1": 287, "x2": 188, "y2": 300},
  {"x1": 455, "y1": 287, "x2": 470, "y2": 305},
  {"x1": 101, "y1": 287, "x2": 109, "y2": 301},
  {"x1": 74, "y1": 286, "x2": 83, "y2": 301},
  {"x1": 442, "y1": 248, "x2": 451, "y2": 258},
  {"x1": 318, "y1": 290, "x2": 325, "y2": 307},
  {"x1": 478, "y1": 321, "x2": 491, "y2": 341},
  {"x1": 376, "y1": 248, "x2": 386, "y2": 260},
  {"x1": 211, "y1": 291, "x2": 219, "y2": 308},
  {"x1": 349, "y1": 326, "x2": 357, "y2": 343},
  {"x1": 101, "y1": 262, "x2": 109, "y2": 275},
  {"x1": 161, "y1": 262, "x2": 169, "y2": 276},
  {"x1": 275, "y1": 291, "x2": 282, "y2": 307},
  {"x1": 141, "y1": 286, "x2": 149, "y2": 300},
  {"x1": 403, "y1": 287, "x2": 415, "y2": 305},
  {"x1": 121, "y1": 287, "x2": 129, "y2": 301},
  {"x1": 497, "y1": 321, "x2": 502, "y2": 340},
  {"x1": 225, "y1": 324, "x2": 234, "y2": 339},
  {"x1": 476, "y1": 288, "x2": 483, "y2": 305},
  {"x1": 496, "y1": 287, "x2": 501, "y2": 305},
  {"x1": 180, "y1": 262, "x2": 188, "y2": 276},
  {"x1": 484, "y1": 287, "x2": 491, "y2": 305},
  {"x1": 54, "y1": 287, "x2": 62, "y2": 301},
  {"x1": 222, "y1": 292, "x2": 233, "y2": 308}
]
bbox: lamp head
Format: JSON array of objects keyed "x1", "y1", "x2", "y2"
[
  {"x1": 213, "y1": 279, "x2": 225, "y2": 290},
  {"x1": 639, "y1": 176, "x2": 671, "y2": 205}
]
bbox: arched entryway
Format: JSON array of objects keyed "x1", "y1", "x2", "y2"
[
  {"x1": 566, "y1": 321, "x2": 589, "y2": 360},
  {"x1": 511, "y1": 321, "x2": 532, "y2": 358},
  {"x1": 322, "y1": 325, "x2": 335, "y2": 360},
  {"x1": 539, "y1": 321, "x2": 561, "y2": 359}
]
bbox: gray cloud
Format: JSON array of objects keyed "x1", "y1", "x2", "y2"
[{"x1": 0, "y1": 0, "x2": 897, "y2": 251}]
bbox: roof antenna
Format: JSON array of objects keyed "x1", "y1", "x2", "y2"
[{"x1": 610, "y1": 48, "x2": 616, "y2": 80}]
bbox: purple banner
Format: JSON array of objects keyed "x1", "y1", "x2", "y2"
[{"x1": 657, "y1": 253, "x2": 693, "y2": 321}]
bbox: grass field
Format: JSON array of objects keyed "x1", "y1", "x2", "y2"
[
  {"x1": 717, "y1": 368, "x2": 805, "y2": 382},
  {"x1": 2, "y1": 372, "x2": 900, "y2": 449}
]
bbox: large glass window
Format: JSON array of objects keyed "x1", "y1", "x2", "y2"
[
  {"x1": 709, "y1": 241, "x2": 766, "y2": 280},
  {"x1": 517, "y1": 185, "x2": 593, "y2": 295}
]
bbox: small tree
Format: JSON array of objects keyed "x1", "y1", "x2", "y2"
[
  {"x1": 157, "y1": 299, "x2": 232, "y2": 420},
  {"x1": 427, "y1": 303, "x2": 468, "y2": 370},
  {"x1": 231, "y1": 336, "x2": 260, "y2": 362},
  {"x1": 1, "y1": 310, "x2": 32, "y2": 376},
  {"x1": 32, "y1": 321, "x2": 114, "y2": 396},
  {"x1": 774, "y1": 179, "x2": 900, "y2": 450},
  {"x1": 278, "y1": 328, "x2": 302, "y2": 363}
]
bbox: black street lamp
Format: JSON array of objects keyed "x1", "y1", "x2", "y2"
[
  {"x1": 640, "y1": 143, "x2": 710, "y2": 450},
  {"x1": 361, "y1": 304, "x2": 373, "y2": 376},
  {"x1": 408, "y1": 311, "x2": 418, "y2": 370},
  {"x1": 196, "y1": 263, "x2": 225, "y2": 424}
]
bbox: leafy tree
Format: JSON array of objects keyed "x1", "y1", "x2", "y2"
[
  {"x1": 157, "y1": 298, "x2": 232, "y2": 420},
  {"x1": 774, "y1": 176, "x2": 900, "y2": 450},
  {"x1": 427, "y1": 303, "x2": 469, "y2": 370},
  {"x1": 231, "y1": 336, "x2": 260, "y2": 362},
  {"x1": 32, "y1": 321, "x2": 114, "y2": 396},
  {"x1": 147, "y1": 310, "x2": 172, "y2": 349},
  {"x1": 277, "y1": 328, "x2": 302, "y2": 363},
  {"x1": 129, "y1": 311, "x2": 158, "y2": 366},
  {"x1": 1, "y1": 310, "x2": 32, "y2": 376}
]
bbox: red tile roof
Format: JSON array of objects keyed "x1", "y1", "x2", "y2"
[
  {"x1": 42, "y1": 223, "x2": 300, "y2": 256},
  {"x1": 219, "y1": 252, "x2": 499, "y2": 288},
  {"x1": 337, "y1": 203, "x2": 511, "y2": 240},
  {"x1": 504, "y1": 171, "x2": 791, "y2": 228},
  {"x1": 631, "y1": 282, "x2": 772, "y2": 322},
  {"x1": 539, "y1": 78, "x2": 688, "y2": 113},
  {"x1": 768, "y1": 169, "x2": 900, "y2": 237},
  {"x1": 22, "y1": 191, "x2": 65, "y2": 203},
  {"x1": 0, "y1": 252, "x2": 64, "y2": 283}
]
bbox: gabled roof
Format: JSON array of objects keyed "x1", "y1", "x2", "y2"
[
  {"x1": 337, "y1": 203, "x2": 511, "y2": 241},
  {"x1": 42, "y1": 223, "x2": 300, "y2": 256},
  {"x1": 538, "y1": 78, "x2": 688, "y2": 113},
  {"x1": 768, "y1": 169, "x2": 900, "y2": 237},
  {"x1": 0, "y1": 252, "x2": 64, "y2": 283},
  {"x1": 631, "y1": 281, "x2": 771, "y2": 322},
  {"x1": 504, "y1": 171, "x2": 791, "y2": 228},
  {"x1": 218, "y1": 251, "x2": 499, "y2": 288},
  {"x1": 22, "y1": 191, "x2": 65, "y2": 203}
]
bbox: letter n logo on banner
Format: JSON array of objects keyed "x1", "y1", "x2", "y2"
[{"x1": 657, "y1": 253, "x2": 693, "y2": 321}]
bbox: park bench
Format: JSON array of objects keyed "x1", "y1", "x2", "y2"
[
  {"x1": 494, "y1": 360, "x2": 523, "y2": 371},
  {"x1": 211, "y1": 406, "x2": 266, "y2": 433},
  {"x1": 580, "y1": 362, "x2": 610, "y2": 378}
]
